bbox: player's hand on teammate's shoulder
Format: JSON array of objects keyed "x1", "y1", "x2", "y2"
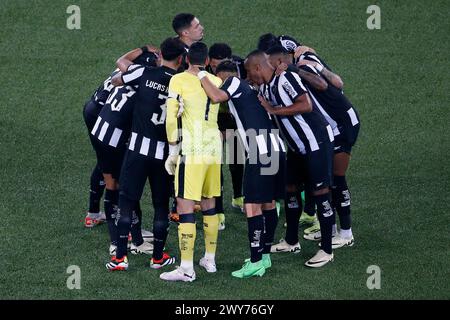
[
  {"x1": 297, "y1": 59, "x2": 319, "y2": 69},
  {"x1": 294, "y1": 45, "x2": 316, "y2": 59},
  {"x1": 146, "y1": 45, "x2": 160, "y2": 54}
]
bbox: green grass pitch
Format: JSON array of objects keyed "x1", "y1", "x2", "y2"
[{"x1": 0, "y1": 0, "x2": 449, "y2": 299}]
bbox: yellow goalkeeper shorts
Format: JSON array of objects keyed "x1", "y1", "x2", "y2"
[{"x1": 175, "y1": 154, "x2": 221, "y2": 201}]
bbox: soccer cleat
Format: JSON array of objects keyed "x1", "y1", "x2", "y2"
[
  {"x1": 305, "y1": 250, "x2": 333, "y2": 268},
  {"x1": 231, "y1": 260, "x2": 265, "y2": 278},
  {"x1": 160, "y1": 266, "x2": 196, "y2": 282},
  {"x1": 141, "y1": 229, "x2": 154, "y2": 242},
  {"x1": 299, "y1": 212, "x2": 317, "y2": 227},
  {"x1": 303, "y1": 230, "x2": 322, "y2": 241},
  {"x1": 319, "y1": 234, "x2": 355, "y2": 249},
  {"x1": 150, "y1": 253, "x2": 176, "y2": 269},
  {"x1": 130, "y1": 241, "x2": 154, "y2": 255},
  {"x1": 270, "y1": 238, "x2": 301, "y2": 253},
  {"x1": 304, "y1": 221, "x2": 321, "y2": 235},
  {"x1": 199, "y1": 257, "x2": 217, "y2": 273},
  {"x1": 218, "y1": 213, "x2": 225, "y2": 231},
  {"x1": 245, "y1": 254, "x2": 271, "y2": 269},
  {"x1": 231, "y1": 196, "x2": 244, "y2": 212},
  {"x1": 106, "y1": 256, "x2": 128, "y2": 271},
  {"x1": 84, "y1": 212, "x2": 106, "y2": 228},
  {"x1": 109, "y1": 244, "x2": 117, "y2": 256}
]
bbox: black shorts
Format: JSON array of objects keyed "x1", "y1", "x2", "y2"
[
  {"x1": 286, "y1": 150, "x2": 308, "y2": 190},
  {"x1": 92, "y1": 137, "x2": 126, "y2": 180},
  {"x1": 218, "y1": 112, "x2": 237, "y2": 132},
  {"x1": 243, "y1": 151, "x2": 286, "y2": 204},
  {"x1": 333, "y1": 124, "x2": 360, "y2": 154},
  {"x1": 286, "y1": 141, "x2": 333, "y2": 192},
  {"x1": 83, "y1": 100, "x2": 103, "y2": 131},
  {"x1": 119, "y1": 150, "x2": 172, "y2": 202}
]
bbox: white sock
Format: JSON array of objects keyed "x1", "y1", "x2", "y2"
[
  {"x1": 204, "y1": 252, "x2": 215, "y2": 261},
  {"x1": 332, "y1": 224, "x2": 337, "y2": 236},
  {"x1": 180, "y1": 260, "x2": 194, "y2": 273},
  {"x1": 340, "y1": 228, "x2": 353, "y2": 239}
]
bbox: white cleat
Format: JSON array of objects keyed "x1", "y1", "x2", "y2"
[
  {"x1": 199, "y1": 257, "x2": 217, "y2": 273},
  {"x1": 270, "y1": 238, "x2": 301, "y2": 253},
  {"x1": 109, "y1": 244, "x2": 117, "y2": 256},
  {"x1": 305, "y1": 249, "x2": 334, "y2": 268},
  {"x1": 218, "y1": 221, "x2": 225, "y2": 231},
  {"x1": 130, "y1": 241, "x2": 153, "y2": 255},
  {"x1": 320, "y1": 234, "x2": 354, "y2": 249},
  {"x1": 304, "y1": 231, "x2": 322, "y2": 241},
  {"x1": 160, "y1": 266, "x2": 196, "y2": 282}
]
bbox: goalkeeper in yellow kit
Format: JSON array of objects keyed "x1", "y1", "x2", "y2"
[{"x1": 160, "y1": 42, "x2": 222, "y2": 282}]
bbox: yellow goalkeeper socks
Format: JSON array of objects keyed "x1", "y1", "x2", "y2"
[
  {"x1": 202, "y1": 209, "x2": 219, "y2": 259},
  {"x1": 178, "y1": 213, "x2": 196, "y2": 273}
]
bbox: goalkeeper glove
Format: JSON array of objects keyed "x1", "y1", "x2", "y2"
[{"x1": 165, "y1": 144, "x2": 180, "y2": 175}]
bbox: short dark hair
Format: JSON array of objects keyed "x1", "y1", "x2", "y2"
[
  {"x1": 246, "y1": 49, "x2": 265, "y2": 60},
  {"x1": 257, "y1": 33, "x2": 278, "y2": 53},
  {"x1": 209, "y1": 43, "x2": 232, "y2": 60},
  {"x1": 215, "y1": 60, "x2": 238, "y2": 74},
  {"x1": 172, "y1": 13, "x2": 195, "y2": 35},
  {"x1": 160, "y1": 37, "x2": 186, "y2": 61},
  {"x1": 188, "y1": 42, "x2": 208, "y2": 65},
  {"x1": 265, "y1": 45, "x2": 289, "y2": 56}
]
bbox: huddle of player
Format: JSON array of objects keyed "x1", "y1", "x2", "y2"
[{"x1": 82, "y1": 13, "x2": 360, "y2": 282}]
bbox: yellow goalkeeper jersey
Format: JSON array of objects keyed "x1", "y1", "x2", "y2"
[{"x1": 166, "y1": 71, "x2": 222, "y2": 156}]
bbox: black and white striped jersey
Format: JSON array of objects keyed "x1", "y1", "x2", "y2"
[
  {"x1": 220, "y1": 76, "x2": 285, "y2": 156},
  {"x1": 261, "y1": 71, "x2": 334, "y2": 155},
  {"x1": 91, "y1": 84, "x2": 137, "y2": 149},
  {"x1": 119, "y1": 64, "x2": 176, "y2": 160},
  {"x1": 295, "y1": 51, "x2": 333, "y2": 71},
  {"x1": 298, "y1": 63, "x2": 360, "y2": 142},
  {"x1": 91, "y1": 70, "x2": 120, "y2": 106}
]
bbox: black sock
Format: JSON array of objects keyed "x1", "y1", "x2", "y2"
[
  {"x1": 285, "y1": 191, "x2": 301, "y2": 245},
  {"x1": 116, "y1": 195, "x2": 135, "y2": 259},
  {"x1": 332, "y1": 175, "x2": 352, "y2": 230},
  {"x1": 315, "y1": 192, "x2": 334, "y2": 254},
  {"x1": 247, "y1": 215, "x2": 264, "y2": 263},
  {"x1": 130, "y1": 202, "x2": 143, "y2": 246},
  {"x1": 104, "y1": 189, "x2": 119, "y2": 246},
  {"x1": 216, "y1": 195, "x2": 224, "y2": 214},
  {"x1": 89, "y1": 165, "x2": 105, "y2": 213},
  {"x1": 152, "y1": 202, "x2": 170, "y2": 260},
  {"x1": 262, "y1": 208, "x2": 278, "y2": 254},
  {"x1": 170, "y1": 197, "x2": 177, "y2": 213},
  {"x1": 229, "y1": 163, "x2": 243, "y2": 199},
  {"x1": 303, "y1": 188, "x2": 316, "y2": 216}
]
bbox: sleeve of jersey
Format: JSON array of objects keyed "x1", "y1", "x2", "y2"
[
  {"x1": 220, "y1": 76, "x2": 239, "y2": 98},
  {"x1": 281, "y1": 72, "x2": 308, "y2": 101},
  {"x1": 121, "y1": 64, "x2": 145, "y2": 85},
  {"x1": 166, "y1": 77, "x2": 181, "y2": 144}
]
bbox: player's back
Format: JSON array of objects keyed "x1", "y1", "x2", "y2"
[{"x1": 169, "y1": 71, "x2": 222, "y2": 156}]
